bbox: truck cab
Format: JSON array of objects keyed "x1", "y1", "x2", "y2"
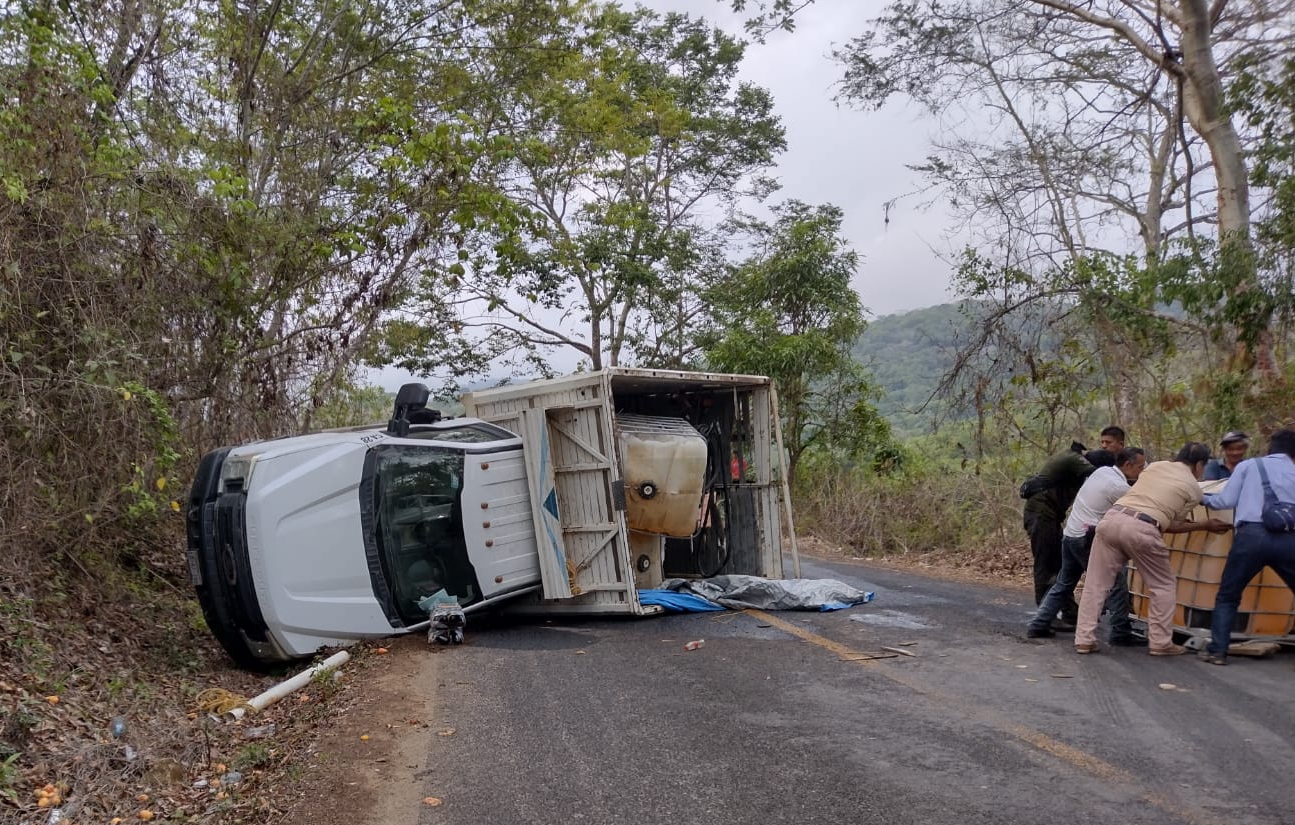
[{"x1": 187, "y1": 385, "x2": 541, "y2": 668}]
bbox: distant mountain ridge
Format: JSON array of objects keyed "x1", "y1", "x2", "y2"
[{"x1": 854, "y1": 302, "x2": 971, "y2": 436}]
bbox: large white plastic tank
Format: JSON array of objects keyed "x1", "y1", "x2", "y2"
[{"x1": 616, "y1": 414, "x2": 708, "y2": 537}]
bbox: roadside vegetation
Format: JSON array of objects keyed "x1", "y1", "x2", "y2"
[{"x1": 2, "y1": 0, "x2": 1293, "y2": 822}]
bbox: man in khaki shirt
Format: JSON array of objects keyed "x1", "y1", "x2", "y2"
[{"x1": 1074, "y1": 442, "x2": 1231, "y2": 655}]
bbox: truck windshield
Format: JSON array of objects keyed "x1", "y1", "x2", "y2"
[{"x1": 369, "y1": 445, "x2": 479, "y2": 624}]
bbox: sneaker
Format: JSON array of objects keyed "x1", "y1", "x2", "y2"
[
  {"x1": 1198, "y1": 652, "x2": 1228, "y2": 666},
  {"x1": 1026, "y1": 626, "x2": 1056, "y2": 639},
  {"x1": 1075, "y1": 643, "x2": 1099, "y2": 654},
  {"x1": 1148, "y1": 644, "x2": 1188, "y2": 656},
  {"x1": 1109, "y1": 635, "x2": 1147, "y2": 647}
]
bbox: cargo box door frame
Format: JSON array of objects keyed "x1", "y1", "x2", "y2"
[{"x1": 521, "y1": 400, "x2": 635, "y2": 608}]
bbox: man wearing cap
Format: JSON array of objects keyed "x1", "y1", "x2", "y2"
[
  {"x1": 1198, "y1": 428, "x2": 1295, "y2": 665},
  {"x1": 1073, "y1": 442, "x2": 1232, "y2": 655},
  {"x1": 1204, "y1": 431, "x2": 1249, "y2": 480}
]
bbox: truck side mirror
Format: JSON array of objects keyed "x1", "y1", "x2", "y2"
[{"x1": 388, "y1": 383, "x2": 433, "y2": 437}]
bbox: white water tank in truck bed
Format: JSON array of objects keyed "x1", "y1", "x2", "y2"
[{"x1": 615, "y1": 414, "x2": 708, "y2": 537}]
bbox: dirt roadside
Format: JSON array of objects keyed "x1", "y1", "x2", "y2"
[{"x1": 276, "y1": 633, "x2": 450, "y2": 825}]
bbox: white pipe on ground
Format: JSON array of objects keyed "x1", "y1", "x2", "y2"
[{"x1": 226, "y1": 650, "x2": 351, "y2": 721}]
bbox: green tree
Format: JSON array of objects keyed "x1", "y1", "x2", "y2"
[
  {"x1": 388, "y1": 4, "x2": 785, "y2": 379},
  {"x1": 703, "y1": 200, "x2": 890, "y2": 487},
  {"x1": 0, "y1": 0, "x2": 579, "y2": 558}
]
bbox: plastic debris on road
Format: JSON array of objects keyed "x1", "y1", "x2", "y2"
[
  {"x1": 420, "y1": 589, "x2": 465, "y2": 645},
  {"x1": 650, "y1": 575, "x2": 876, "y2": 612}
]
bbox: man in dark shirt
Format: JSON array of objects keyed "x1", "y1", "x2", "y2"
[
  {"x1": 1203, "y1": 431, "x2": 1249, "y2": 481},
  {"x1": 1021, "y1": 446, "x2": 1099, "y2": 624}
]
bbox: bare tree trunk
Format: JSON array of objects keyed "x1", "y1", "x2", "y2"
[
  {"x1": 1177, "y1": 0, "x2": 1275, "y2": 378},
  {"x1": 1177, "y1": 0, "x2": 1249, "y2": 245}
]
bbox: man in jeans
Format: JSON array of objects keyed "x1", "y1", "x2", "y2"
[
  {"x1": 1198, "y1": 428, "x2": 1295, "y2": 665},
  {"x1": 1027, "y1": 447, "x2": 1147, "y2": 642},
  {"x1": 1074, "y1": 443, "x2": 1232, "y2": 656}
]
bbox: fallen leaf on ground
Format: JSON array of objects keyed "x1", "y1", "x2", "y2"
[
  {"x1": 376, "y1": 647, "x2": 388, "y2": 654},
  {"x1": 360, "y1": 734, "x2": 370, "y2": 741},
  {"x1": 423, "y1": 797, "x2": 444, "y2": 806},
  {"x1": 46, "y1": 696, "x2": 59, "y2": 704},
  {"x1": 138, "y1": 810, "x2": 155, "y2": 821},
  {"x1": 438, "y1": 728, "x2": 456, "y2": 736}
]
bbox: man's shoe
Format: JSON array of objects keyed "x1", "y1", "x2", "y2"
[
  {"x1": 1109, "y1": 635, "x2": 1147, "y2": 647},
  {"x1": 1026, "y1": 626, "x2": 1055, "y2": 639},
  {"x1": 1075, "y1": 643, "x2": 1099, "y2": 654},
  {"x1": 1148, "y1": 644, "x2": 1188, "y2": 656},
  {"x1": 1050, "y1": 618, "x2": 1077, "y2": 632},
  {"x1": 1198, "y1": 652, "x2": 1228, "y2": 666}
]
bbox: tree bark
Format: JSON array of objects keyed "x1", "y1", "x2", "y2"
[{"x1": 1177, "y1": 0, "x2": 1250, "y2": 245}]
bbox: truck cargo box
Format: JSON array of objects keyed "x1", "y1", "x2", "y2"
[{"x1": 461, "y1": 368, "x2": 798, "y2": 615}]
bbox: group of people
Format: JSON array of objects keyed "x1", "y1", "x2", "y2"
[{"x1": 1020, "y1": 427, "x2": 1295, "y2": 663}]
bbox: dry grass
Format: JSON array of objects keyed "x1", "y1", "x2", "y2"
[
  {"x1": 0, "y1": 545, "x2": 377, "y2": 824},
  {"x1": 795, "y1": 465, "x2": 1031, "y2": 578}
]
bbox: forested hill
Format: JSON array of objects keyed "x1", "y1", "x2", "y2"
[{"x1": 854, "y1": 303, "x2": 970, "y2": 436}]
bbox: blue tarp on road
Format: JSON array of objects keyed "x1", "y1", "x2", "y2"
[{"x1": 637, "y1": 589, "x2": 727, "y2": 613}]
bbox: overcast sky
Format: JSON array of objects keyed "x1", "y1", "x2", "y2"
[{"x1": 645, "y1": 0, "x2": 964, "y2": 317}]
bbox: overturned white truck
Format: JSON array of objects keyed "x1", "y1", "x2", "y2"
[{"x1": 187, "y1": 368, "x2": 798, "y2": 668}]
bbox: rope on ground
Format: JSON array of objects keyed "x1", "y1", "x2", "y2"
[{"x1": 192, "y1": 688, "x2": 254, "y2": 716}]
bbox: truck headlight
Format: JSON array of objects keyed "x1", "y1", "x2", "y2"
[{"x1": 219, "y1": 453, "x2": 263, "y2": 492}]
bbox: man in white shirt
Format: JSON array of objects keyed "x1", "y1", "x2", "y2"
[{"x1": 1026, "y1": 447, "x2": 1147, "y2": 640}]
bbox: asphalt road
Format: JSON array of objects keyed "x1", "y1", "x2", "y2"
[{"x1": 415, "y1": 556, "x2": 1295, "y2": 825}]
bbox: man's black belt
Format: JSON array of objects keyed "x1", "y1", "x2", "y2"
[{"x1": 1110, "y1": 505, "x2": 1160, "y2": 529}]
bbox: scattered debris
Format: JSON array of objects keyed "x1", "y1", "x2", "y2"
[
  {"x1": 840, "y1": 652, "x2": 899, "y2": 662},
  {"x1": 881, "y1": 646, "x2": 916, "y2": 657},
  {"x1": 1229, "y1": 640, "x2": 1280, "y2": 658},
  {"x1": 1158, "y1": 683, "x2": 1176, "y2": 691},
  {"x1": 684, "y1": 639, "x2": 705, "y2": 651},
  {"x1": 1050, "y1": 674, "x2": 1073, "y2": 679},
  {"x1": 421, "y1": 592, "x2": 466, "y2": 645},
  {"x1": 1016, "y1": 664, "x2": 1029, "y2": 669},
  {"x1": 423, "y1": 797, "x2": 444, "y2": 807}
]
